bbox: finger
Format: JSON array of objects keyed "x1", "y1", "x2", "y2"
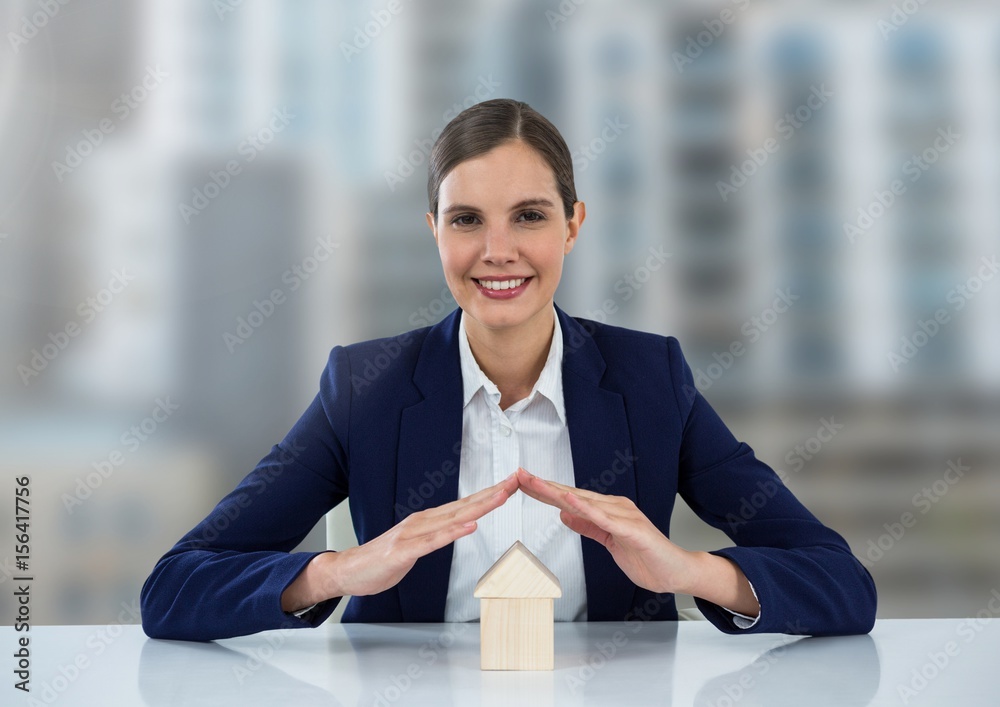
[
  {"x1": 454, "y1": 472, "x2": 518, "y2": 503},
  {"x1": 405, "y1": 519, "x2": 480, "y2": 560},
  {"x1": 516, "y1": 474, "x2": 621, "y2": 522},
  {"x1": 516, "y1": 467, "x2": 617, "y2": 504},
  {"x1": 563, "y1": 493, "x2": 653, "y2": 548},
  {"x1": 560, "y1": 510, "x2": 611, "y2": 546},
  {"x1": 538, "y1": 478, "x2": 619, "y2": 504},
  {"x1": 517, "y1": 474, "x2": 577, "y2": 512},
  {"x1": 515, "y1": 467, "x2": 574, "y2": 502},
  {"x1": 424, "y1": 473, "x2": 518, "y2": 519},
  {"x1": 561, "y1": 491, "x2": 626, "y2": 535},
  {"x1": 450, "y1": 486, "x2": 514, "y2": 522},
  {"x1": 421, "y1": 484, "x2": 516, "y2": 530},
  {"x1": 398, "y1": 490, "x2": 509, "y2": 546}
]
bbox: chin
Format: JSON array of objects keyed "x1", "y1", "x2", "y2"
[{"x1": 467, "y1": 301, "x2": 546, "y2": 331}]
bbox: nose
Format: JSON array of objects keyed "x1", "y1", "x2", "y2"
[{"x1": 481, "y1": 223, "x2": 518, "y2": 265}]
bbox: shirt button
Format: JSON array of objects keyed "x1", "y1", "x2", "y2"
[{"x1": 501, "y1": 426, "x2": 511, "y2": 437}]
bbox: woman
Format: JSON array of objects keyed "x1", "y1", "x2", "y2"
[{"x1": 140, "y1": 99, "x2": 876, "y2": 641}]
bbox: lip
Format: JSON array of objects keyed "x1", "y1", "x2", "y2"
[{"x1": 473, "y1": 276, "x2": 533, "y2": 300}]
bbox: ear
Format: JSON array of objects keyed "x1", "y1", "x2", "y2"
[
  {"x1": 426, "y1": 212, "x2": 438, "y2": 246},
  {"x1": 564, "y1": 201, "x2": 586, "y2": 255}
]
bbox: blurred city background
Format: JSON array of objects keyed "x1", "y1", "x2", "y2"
[{"x1": 1, "y1": 0, "x2": 998, "y2": 627}]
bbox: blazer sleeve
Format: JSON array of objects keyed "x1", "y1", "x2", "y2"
[
  {"x1": 139, "y1": 346, "x2": 353, "y2": 641},
  {"x1": 666, "y1": 337, "x2": 877, "y2": 636}
]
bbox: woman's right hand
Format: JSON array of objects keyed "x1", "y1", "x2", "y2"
[{"x1": 281, "y1": 472, "x2": 519, "y2": 612}]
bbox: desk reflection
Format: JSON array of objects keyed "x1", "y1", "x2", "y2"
[
  {"x1": 136, "y1": 622, "x2": 875, "y2": 706},
  {"x1": 341, "y1": 620, "x2": 678, "y2": 707},
  {"x1": 138, "y1": 636, "x2": 342, "y2": 707},
  {"x1": 693, "y1": 634, "x2": 881, "y2": 707}
]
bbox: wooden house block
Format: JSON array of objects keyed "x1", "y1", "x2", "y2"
[{"x1": 474, "y1": 540, "x2": 562, "y2": 671}]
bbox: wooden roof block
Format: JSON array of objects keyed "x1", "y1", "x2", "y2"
[{"x1": 474, "y1": 541, "x2": 562, "y2": 599}]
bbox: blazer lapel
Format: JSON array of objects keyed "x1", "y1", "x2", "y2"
[
  {"x1": 394, "y1": 307, "x2": 464, "y2": 622},
  {"x1": 556, "y1": 303, "x2": 639, "y2": 621},
  {"x1": 394, "y1": 303, "x2": 639, "y2": 622}
]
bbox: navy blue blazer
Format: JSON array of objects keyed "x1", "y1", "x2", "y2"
[{"x1": 140, "y1": 303, "x2": 876, "y2": 641}]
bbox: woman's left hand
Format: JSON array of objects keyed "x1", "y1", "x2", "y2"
[
  {"x1": 515, "y1": 466, "x2": 694, "y2": 595},
  {"x1": 514, "y1": 466, "x2": 760, "y2": 618}
]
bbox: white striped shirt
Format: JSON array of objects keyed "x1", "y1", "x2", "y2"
[{"x1": 443, "y1": 304, "x2": 588, "y2": 622}]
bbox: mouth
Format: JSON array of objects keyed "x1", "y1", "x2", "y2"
[
  {"x1": 473, "y1": 277, "x2": 530, "y2": 290},
  {"x1": 473, "y1": 276, "x2": 533, "y2": 299}
]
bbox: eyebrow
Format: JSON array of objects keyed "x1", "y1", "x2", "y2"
[{"x1": 441, "y1": 198, "x2": 556, "y2": 216}]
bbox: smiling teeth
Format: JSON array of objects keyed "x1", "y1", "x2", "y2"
[{"x1": 478, "y1": 278, "x2": 526, "y2": 291}]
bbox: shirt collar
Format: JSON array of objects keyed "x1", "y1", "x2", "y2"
[{"x1": 458, "y1": 303, "x2": 566, "y2": 424}]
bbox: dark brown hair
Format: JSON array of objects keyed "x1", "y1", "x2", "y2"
[{"x1": 427, "y1": 98, "x2": 577, "y2": 220}]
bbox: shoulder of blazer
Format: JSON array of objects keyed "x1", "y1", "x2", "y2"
[
  {"x1": 562, "y1": 310, "x2": 682, "y2": 380},
  {"x1": 330, "y1": 304, "x2": 688, "y2": 402},
  {"x1": 333, "y1": 305, "x2": 465, "y2": 406}
]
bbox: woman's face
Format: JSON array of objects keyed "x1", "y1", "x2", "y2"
[{"x1": 426, "y1": 140, "x2": 585, "y2": 337}]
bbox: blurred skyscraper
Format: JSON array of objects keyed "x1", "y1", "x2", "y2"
[{"x1": 1, "y1": 0, "x2": 998, "y2": 624}]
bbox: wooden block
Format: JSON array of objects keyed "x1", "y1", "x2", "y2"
[
  {"x1": 479, "y1": 597, "x2": 554, "y2": 670},
  {"x1": 475, "y1": 541, "x2": 561, "y2": 671}
]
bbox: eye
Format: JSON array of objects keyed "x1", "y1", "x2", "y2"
[
  {"x1": 517, "y1": 210, "x2": 546, "y2": 224},
  {"x1": 451, "y1": 214, "x2": 480, "y2": 227}
]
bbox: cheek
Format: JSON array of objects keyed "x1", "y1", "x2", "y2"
[
  {"x1": 531, "y1": 240, "x2": 566, "y2": 274},
  {"x1": 438, "y1": 243, "x2": 474, "y2": 279}
]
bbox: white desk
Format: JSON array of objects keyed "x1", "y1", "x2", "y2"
[{"x1": 3, "y1": 619, "x2": 996, "y2": 705}]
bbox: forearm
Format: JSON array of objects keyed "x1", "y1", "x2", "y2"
[
  {"x1": 681, "y1": 551, "x2": 760, "y2": 617},
  {"x1": 694, "y1": 545, "x2": 877, "y2": 635},
  {"x1": 141, "y1": 549, "x2": 326, "y2": 640},
  {"x1": 280, "y1": 550, "x2": 342, "y2": 612}
]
